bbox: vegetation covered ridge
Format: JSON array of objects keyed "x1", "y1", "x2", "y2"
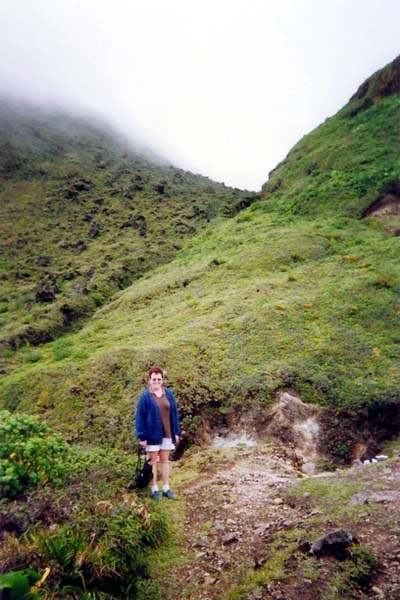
[
  {"x1": 0, "y1": 57, "x2": 399, "y2": 463},
  {"x1": 260, "y1": 54, "x2": 400, "y2": 217},
  {"x1": 0, "y1": 54, "x2": 399, "y2": 600},
  {"x1": 0, "y1": 98, "x2": 257, "y2": 357}
]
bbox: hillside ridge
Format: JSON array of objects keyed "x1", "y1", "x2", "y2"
[
  {"x1": 1, "y1": 57, "x2": 399, "y2": 463},
  {"x1": 262, "y1": 54, "x2": 399, "y2": 217},
  {"x1": 350, "y1": 54, "x2": 400, "y2": 107},
  {"x1": 0, "y1": 100, "x2": 257, "y2": 357},
  {"x1": 0, "y1": 56, "x2": 399, "y2": 600}
]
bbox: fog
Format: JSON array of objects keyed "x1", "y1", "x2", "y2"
[{"x1": 0, "y1": 0, "x2": 399, "y2": 190}]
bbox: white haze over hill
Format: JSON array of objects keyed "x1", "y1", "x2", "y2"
[{"x1": 0, "y1": 0, "x2": 399, "y2": 190}]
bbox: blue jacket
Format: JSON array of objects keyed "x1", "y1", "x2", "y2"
[{"x1": 135, "y1": 387, "x2": 181, "y2": 445}]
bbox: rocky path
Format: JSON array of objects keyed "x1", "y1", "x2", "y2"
[
  {"x1": 172, "y1": 444, "x2": 305, "y2": 599},
  {"x1": 163, "y1": 445, "x2": 400, "y2": 600}
]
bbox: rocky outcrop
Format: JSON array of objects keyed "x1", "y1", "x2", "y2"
[
  {"x1": 63, "y1": 178, "x2": 93, "y2": 199},
  {"x1": 362, "y1": 180, "x2": 400, "y2": 217},
  {"x1": 265, "y1": 391, "x2": 321, "y2": 475},
  {"x1": 351, "y1": 55, "x2": 400, "y2": 104},
  {"x1": 35, "y1": 274, "x2": 60, "y2": 303}
]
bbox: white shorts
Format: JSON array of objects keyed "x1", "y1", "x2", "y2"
[{"x1": 146, "y1": 438, "x2": 175, "y2": 452}]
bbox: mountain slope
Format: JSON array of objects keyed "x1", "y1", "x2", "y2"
[
  {"x1": 0, "y1": 57, "x2": 399, "y2": 464},
  {"x1": 261, "y1": 55, "x2": 400, "y2": 219},
  {"x1": 0, "y1": 99, "x2": 256, "y2": 355}
]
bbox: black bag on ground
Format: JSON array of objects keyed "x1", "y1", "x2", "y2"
[{"x1": 132, "y1": 447, "x2": 153, "y2": 489}]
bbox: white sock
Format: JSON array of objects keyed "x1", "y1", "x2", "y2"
[
  {"x1": 151, "y1": 485, "x2": 159, "y2": 493},
  {"x1": 162, "y1": 484, "x2": 170, "y2": 493}
]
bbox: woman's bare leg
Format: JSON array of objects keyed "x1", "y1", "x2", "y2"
[
  {"x1": 159, "y1": 450, "x2": 170, "y2": 487},
  {"x1": 148, "y1": 451, "x2": 159, "y2": 486}
]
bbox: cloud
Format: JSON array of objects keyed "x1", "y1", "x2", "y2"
[{"x1": 1, "y1": 0, "x2": 399, "y2": 190}]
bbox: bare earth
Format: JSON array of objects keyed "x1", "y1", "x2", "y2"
[{"x1": 163, "y1": 444, "x2": 400, "y2": 600}]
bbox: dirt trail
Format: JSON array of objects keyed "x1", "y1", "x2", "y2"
[
  {"x1": 166, "y1": 445, "x2": 400, "y2": 600},
  {"x1": 173, "y1": 444, "x2": 305, "y2": 599},
  {"x1": 163, "y1": 392, "x2": 399, "y2": 599}
]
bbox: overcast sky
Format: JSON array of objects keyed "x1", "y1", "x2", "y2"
[{"x1": 0, "y1": 0, "x2": 399, "y2": 190}]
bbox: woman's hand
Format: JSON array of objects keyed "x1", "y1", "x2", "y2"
[
  {"x1": 175, "y1": 435, "x2": 180, "y2": 444},
  {"x1": 139, "y1": 440, "x2": 147, "y2": 448}
]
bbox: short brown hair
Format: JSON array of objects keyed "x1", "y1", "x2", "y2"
[{"x1": 148, "y1": 366, "x2": 164, "y2": 378}]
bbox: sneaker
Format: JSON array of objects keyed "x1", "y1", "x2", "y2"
[
  {"x1": 162, "y1": 489, "x2": 177, "y2": 500},
  {"x1": 151, "y1": 490, "x2": 162, "y2": 500}
]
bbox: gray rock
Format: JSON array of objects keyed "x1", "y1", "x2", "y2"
[
  {"x1": 350, "y1": 493, "x2": 369, "y2": 505},
  {"x1": 309, "y1": 528, "x2": 354, "y2": 555},
  {"x1": 351, "y1": 490, "x2": 400, "y2": 505},
  {"x1": 212, "y1": 520, "x2": 225, "y2": 533},
  {"x1": 254, "y1": 524, "x2": 269, "y2": 535},
  {"x1": 222, "y1": 533, "x2": 239, "y2": 545}
]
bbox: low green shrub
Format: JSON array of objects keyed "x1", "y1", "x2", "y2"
[
  {"x1": 0, "y1": 410, "x2": 70, "y2": 498},
  {"x1": 346, "y1": 543, "x2": 377, "y2": 589},
  {"x1": 34, "y1": 505, "x2": 169, "y2": 597},
  {"x1": 20, "y1": 349, "x2": 43, "y2": 363},
  {"x1": 52, "y1": 337, "x2": 73, "y2": 361}
]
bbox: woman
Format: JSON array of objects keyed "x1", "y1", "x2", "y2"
[{"x1": 135, "y1": 366, "x2": 181, "y2": 500}]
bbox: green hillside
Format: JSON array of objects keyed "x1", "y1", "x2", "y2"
[
  {"x1": 0, "y1": 56, "x2": 399, "y2": 600},
  {"x1": 0, "y1": 99, "x2": 256, "y2": 357},
  {"x1": 261, "y1": 55, "x2": 400, "y2": 218},
  {"x1": 1, "y1": 57, "x2": 399, "y2": 462}
]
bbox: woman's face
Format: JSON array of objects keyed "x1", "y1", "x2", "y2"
[{"x1": 149, "y1": 372, "x2": 163, "y2": 392}]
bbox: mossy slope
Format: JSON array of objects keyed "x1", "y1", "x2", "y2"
[
  {"x1": 260, "y1": 56, "x2": 400, "y2": 217},
  {"x1": 0, "y1": 57, "x2": 399, "y2": 459},
  {"x1": 0, "y1": 98, "x2": 256, "y2": 353}
]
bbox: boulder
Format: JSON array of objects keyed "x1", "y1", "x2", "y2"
[{"x1": 309, "y1": 528, "x2": 355, "y2": 556}]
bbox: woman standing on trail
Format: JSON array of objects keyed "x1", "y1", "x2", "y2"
[{"x1": 135, "y1": 366, "x2": 181, "y2": 500}]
